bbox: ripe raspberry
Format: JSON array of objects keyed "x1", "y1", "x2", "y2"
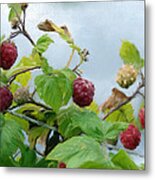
[
  {"x1": 116, "y1": 64, "x2": 138, "y2": 89},
  {"x1": 139, "y1": 107, "x2": 145, "y2": 129},
  {"x1": 58, "y1": 162, "x2": 66, "y2": 168},
  {"x1": 120, "y1": 124, "x2": 141, "y2": 150},
  {"x1": 73, "y1": 77, "x2": 95, "y2": 107},
  {"x1": 0, "y1": 41, "x2": 18, "y2": 70},
  {"x1": 0, "y1": 87, "x2": 13, "y2": 112}
]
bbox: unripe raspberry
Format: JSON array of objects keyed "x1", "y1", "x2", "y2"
[
  {"x1": 73, "y1": 77, "x2": 95, "y2": 107},
  {"x1": 120, "y1": 124, "x2": 141, "y2": 150},
  {"x1": 139, "y1": 107, "x2": 145, "y2": 129},
  {"x1": 0, "y1": 87, "x2": 13, "y2": 112},
  {"x1": 0, "y1": 41, "x2": 18, "y2": 70},
  {"x1": 116, "y1": 64, "x2": 138, "y2": 89},
  {"x1": 58, "y1": 162, "x2": 66, "y2": 168},
  {"x1": 14, "y1": 87, "x2": 30, "y2": 105}
]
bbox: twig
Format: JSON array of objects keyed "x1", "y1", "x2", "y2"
[
  {"x1": 107, "y1": 144, "x2": 144, "y2": 158},
  {"x1": 66, "y1": 49, "x2": 75, "y2": 68},
  {"x1": 8, "y1": 66, "x2": 41, "y2": 85},
  {"x1": 103, "y1": 81, "x2": 145, "y2": 120},
  {"x1": 72, "y1": 58, "x2": 83, "y2": 72},
  {"x1": 7, "y1": 110, "x2": 57, "y2": 131}
]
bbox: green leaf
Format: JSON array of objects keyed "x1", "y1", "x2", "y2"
[
  {"x1": 105, "y1": 103, "x2": 135, "y2": 123},
  {"x1": 57, "y1": 106, "x2": 104, "y2": 141},
  {"x1": 35, "y1": 72, "x2": 73, "y2": 112},
  {"x1": 10, "y1": 71, "x2": 31, "y2": 93},
  {"x1": 19, "y1": 145, "x2": 37, "y2": 167},
  {"x1": 28, "y1": 126, "x2": 49, "y2": 149},
  {"x1": 46, "y1": 136, "x2": 108, "y2": 169},
  {"x1": 0, "y1": 114, "x2": 24, "y2": 158},
  {"x1": 35, "y1": 34, "x2": 54, "y2": 54},
  {"x1": 111, "y1": 149, "x2": 139, "y2": 170},
  {"x1": 61, "y1": 68, "x2": 76, "y2": 81},
  {"x1": 85, "y1": 101, "x2": 99, "y2": 114},
  {"x1": 5, "y1": 113, "x2": 29, "y2": 132},
  {"x1": 102, "y1": 121, "x2": 128, "y2": 141},
  {"x1": 120, "y1": 40, "x2": 144, "y2": 69},
  {"x1": 6, "y1": 52, "x2": 42, "y2": 77},
  {"x1": 8, "y1": 4, "x2": 22, "y2": 22}
]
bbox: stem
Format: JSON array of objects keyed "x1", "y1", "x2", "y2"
[
  {"x1": 8, "y1": 66, "x2": 41, "y2": 85},
  {"x1": 7, "y1": 110, "x2": 57, "y2": 131},
  {"x1": 107, "y1": 144, "x2": 144, "y2": 158},
  {"x1": 103, "y1": 81, "x2": 145, "y2": 120},
  {"x1": 66, "y1": 49, "x2": 75, "y2": 68},
  {"x1": 72, "y1": 58, "x2": 83, "y2": 72}
]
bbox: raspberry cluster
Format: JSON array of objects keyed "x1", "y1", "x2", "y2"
[
  {"x1": 73, "y1": 77, "x2": 95, "y2": 107},
  {"x1": 0, "y1": 41, "x2": 18, "y2": 70},
  {"x1": 120, "y1": 124, "x2": 141, "y2": 150},
  {"x1": 0, "y1": 87, "x2": 13, "y2": 112}
]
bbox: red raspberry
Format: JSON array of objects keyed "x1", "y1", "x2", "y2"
[
  {"x1": 120, "y1": 124, "x2": 141, "y2": 150},
  {"x1": 73, "y1": 77, "x2": 95, "y2": 107},
  {"x1": 139, "y1": 107, "x2": 145, "y2": 129},
  {"x1": 58, "y1": 162, "x2": 66, "y2": 168},
  {"x1": 0, "y1": 41, "x2": 18, "y2": 70},
  {"x1": 0, "y1": 87, "x2": 13, "y2": 112}
]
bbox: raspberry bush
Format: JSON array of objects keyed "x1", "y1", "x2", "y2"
[{"x1": 0, "y1": 3, "x2": 145, "y2": 170}]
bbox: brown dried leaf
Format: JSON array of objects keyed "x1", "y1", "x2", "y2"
[{"x1": 100, "y1": 88, "x2": 129, "y2": 112}]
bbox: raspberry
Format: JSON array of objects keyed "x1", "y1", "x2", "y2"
[
  {"x1": 73, "y1": 77, "x2": 95, "y2": 107},
  {"x1": 116, "y1": 65, "x2": 138, "y2": 89},
  {"x1": 0, "y1": 41, "x2": 18, "y2": 70},
  {"x1": 0, "y1": 87, "x2": 13, "y2": 112},
  {"x1": 139, "y1": 107, "x2": 145, "y2": 129},
  {"x1": 120, "y1": 124, "x2": 141, "y2": 150},
  {"x1": 58, "y1": 162, "x2": 66, "y2": 168}
]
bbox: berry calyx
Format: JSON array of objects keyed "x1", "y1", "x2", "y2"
[
  {"x1": 73, "y1": 77, "x2": 95, "y2": 107},
  {"x1": 14, "y1": 87, "x2": 30, "y2": 105},
  {"x1": 139, "y1": 107, "x2": 145, "y2": 129},
  {"x1": 0, "y1": 41, "x2": 18, "y2": 70},
  {"x1": 0, "y1": 87, "x2": 13, "y2": 112},
  {"x1": 58, "y1": 162, "x2": 66, "y2": 168},
  {"x1": 120, "y1": 124, "x2": 141, "y2": 150}
]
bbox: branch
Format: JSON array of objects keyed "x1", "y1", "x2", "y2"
[
  {"x1": 8, "y1": 66, "x2": 41, "y2": 85},
  {"x1": 103, "y1": 81, "x2": 145, "y2": 120},
  {"x1": 7, "y1": 110, "x2": 57, "y2": 131},
  {"x1": 66, "y1": 49, "x2": 75, "y2": 68},
  {"x1": 107, "y1": 144, "x2": 144, "y2": 158}
]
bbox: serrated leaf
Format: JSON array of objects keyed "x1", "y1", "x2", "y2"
[
  {"x1": 120, "y1": 41, "x2": 144, "y2": 69},
  {"x1": 85, "y1": 101, "x2": 99, "y2": 114},
  {"x1": 102, "y1": 121, "x2": 128, "y2": 141},
  {"x1": 35, "y1": 34, "x2": 54, "y2": 54},
  {"x1": 46, "y1": 136, "x2": 107, "y2": 168},
  {"x1": 61, "y1": 68, "x2": 76, "y2": 81},
  {"x1": 35, "y1": 72, "x2": 73, "y2": 112},
  {"x1": 8, "y1": 4, "x2": 22, "y2": 22},
  {"x1": 111, "y1": 149, "x2": 139, "y2": 170},
  {"x1": 105, "y1": 103, "x2": 135, "y2": 123},
  {"x1": 6, "y1": 52, "x2": 42, "y2": 77},
  {"x1": 19, "y1": 145, "x2": 37, "y2": 167},
  {"x1": 0, "y1": 114, "x2": 24, "y2": 158},
  {"x1": 57, "y1": 106, "x2": 104, "y2": 141},
  {"x1": 4, "y1": 113, "x2": 29, "y2": 132}
]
